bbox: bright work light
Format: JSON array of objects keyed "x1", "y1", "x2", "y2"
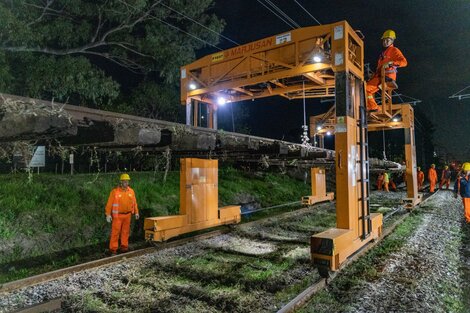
[{"x1": 217, "y1": 97, "x2": 226, "y2": 105}]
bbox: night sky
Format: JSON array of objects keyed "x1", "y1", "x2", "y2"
[{"x1": 205, "y1": 0, "x2": 470, "y2": 161}]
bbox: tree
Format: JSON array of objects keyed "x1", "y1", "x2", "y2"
[
  {"x1": 0, "y1": 0, "x2": 224, "y2": 108},
  {"x1": 128, "y1": 81, "x2": 183, "y2": 121}
]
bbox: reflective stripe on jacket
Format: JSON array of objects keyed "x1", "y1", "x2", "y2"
[{"x1": 105, "y1": 187, "x2": 138, "y2": 217}]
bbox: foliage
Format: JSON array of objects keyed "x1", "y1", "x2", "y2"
[
  {"x1": 0, "y1": 0, "x2": 223, "y2": 109},
  {"x1": 125, "y1": 81, "x2": 184, "y2": 121}
]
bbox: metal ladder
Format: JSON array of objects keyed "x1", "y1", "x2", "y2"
[{"x1": 358, "y1": 85, "x2": 372, "y2": 240}]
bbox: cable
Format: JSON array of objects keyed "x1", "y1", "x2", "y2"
[
  {"x1": 159, "y1": 2, "x2": 240, "y2": 45},
  {"x1": 230, "y1": 102, "x2": 235, "y2": 132},
  {"x1": 264, "y1": 0, "x2": 301, "y2": 28},
  {"x1": 302, "y1": 80, "x2": 307, "y2": 126},
  {"x1": 256, "y1": 0, "x2": 296, "y2": 29},
  {"x1": 157, "y1": 17, "x2": 223, "y2": 51},
  {"x1": 293, "y1": 0, "x2": 321, "y2": 25},
  {"x1": 382, "y1": 129, "x2": 387, "y2": 160},
  {"x1": 124, "y1": 2, "x2": 223, "y2": 51},
  {"x1": 449, "y1": 84, "x2": 470, "y2": 99}
]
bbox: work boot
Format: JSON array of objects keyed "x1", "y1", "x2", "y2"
[
  {"x1": 108, "y1": 250, "x2": 117, "y2": 256},
  {"x1": 120, "y1": 246, "x2": 130, "y2": 253}
]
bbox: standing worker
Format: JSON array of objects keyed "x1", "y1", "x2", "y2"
[
  {"x1": 454, "y1": 162, "x2": 470, "y2": 224},
  {"x1": 417, "y1": 167, "x2": 425, "y2": 191},
  {"x1": 383, "y1": 171, "x2": 390, "y2": 192},
  {"x1": 366, "y1": 30, "x2": 408, "y2": 112},
  {"x1": 105, "y1": 173, "x2": 139, "y2": 255},
  {"x1": 439, "y1": 165, "x2": 451, "y2": 190},
  {"x1": 428, "y1": 164, "x2": 438, "y2": 193}
]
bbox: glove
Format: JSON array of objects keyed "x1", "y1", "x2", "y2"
[
  {"x1": 106, "y1": 215, "x2": 112, "y2": 223},
  {"x1": 135, "y1": 214, "x2": 140, "y2": 220}
]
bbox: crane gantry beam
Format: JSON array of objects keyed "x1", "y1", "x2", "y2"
[{"x1": 180, "y1": 21, "x2": 364, "y2": 128}]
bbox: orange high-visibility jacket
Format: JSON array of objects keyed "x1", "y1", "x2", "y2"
[
  {"x1": 375, "y1": 44, "x2": 407, "y2": 80},
  {"x1": 417, "y1": 171, "x2": 425, "y2": 183},
  {"x1": 428, "y1": 168, "x2": 437, "y2": 182},
  {"x1": 105, "y1": 187, "x2": 139, "y2": 217}
]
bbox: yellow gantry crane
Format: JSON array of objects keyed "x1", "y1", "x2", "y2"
[{"x1": 179, "y1": 20, "x2": 421, "y2": 274}]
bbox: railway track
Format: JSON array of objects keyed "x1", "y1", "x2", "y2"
[
  {"x1": 2, "y1": 191, "x2": 432, "y2": 313},
  {"x1": 276, "y1": 189, "x2": 440, "y2": 313}
]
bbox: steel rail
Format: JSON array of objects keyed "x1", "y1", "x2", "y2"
[
  {"x1": 276, "y1": 190, "x2": 440, "y2": 313},
  {"x1": 2, "y1": 198, "x2": 322, "y2": 311},
  {"x1": 0, "y1": 229, "x2": 230, "y2": 295},
  {"x1": 4, "y1": 191, "x2": 434, "y2": 312}
]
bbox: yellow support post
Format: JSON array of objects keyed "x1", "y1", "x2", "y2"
[
  {"x1": 301, "y1": 167, "x2": 334, "y2": 205},
  {"x1": 144, "y1": 158, "x2": 241, "y2": 242}
]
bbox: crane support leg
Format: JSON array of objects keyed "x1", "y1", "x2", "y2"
[
  {"x1": 402, "y1": 104, "x2": 423, "y2": 208},
  {"x1": 310, "y1": 72, "x2": 382, "y2": 274}
]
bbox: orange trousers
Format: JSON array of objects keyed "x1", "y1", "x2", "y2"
[
  {"x1": 384, "y1": 182, "x2": 389, "y2": 192},
  {"x1": 417, "y1": 181, "x2": 423, "y2": 191},
  {"x1": 366, "y1": 76, "x2": 381, "y2": 111},
  {"x1": 109, "y1": 213, "x2": 131, "y2": 252},
  {"x1": 429, "y1": 179, "x2": 437, "y2": 192},
  {"x1": 464, "y1": 198, "x2": 470, "y2": 223},
  {"x1": 439, "y1": 178, "x2": 450, "y2": 189},
  {"x1": 377, "y1": 179, "x2": 383, "y2": 190}
]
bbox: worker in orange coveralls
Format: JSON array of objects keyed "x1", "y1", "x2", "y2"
[
  {"x1": 439, "y1": 165, "x2": 451, "y2": 189},
  {"x1": 366, "y1": 30, "x2": 408, "y2": 111},
  {"x1": 454, "y1": 162, "x2": 470, "y2": 223},
  {"x1": 417, "y1": 167, "x2": 425, "y2": 191},
  {"x1": 428, "y1": 164, "x2": 438, "y2": 193},
  {"x1": 376, "y1": 172, "x2": 384, "y2": 190},
  {"x1": 105, "y1": 173, "x2": 139, "y2": 255}
]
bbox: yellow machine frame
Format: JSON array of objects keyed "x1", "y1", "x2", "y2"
[
  {"x1": 144, "y1": 158, "x2": 241, "y2": 241},
  {"x1": 301, "y1": 167, "x2": 334, "y2": 205},
  {"x1": 180, "y1": 21, "x2": 385, "y2": 273},
  {"x1": 310, "y1": 67, "x2": 423, "y2": 209},
  {"x1": 180, "y1": 21, "x2": 363, "y2": 129}
]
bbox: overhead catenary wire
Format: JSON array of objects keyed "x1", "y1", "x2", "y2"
[
  {"x1": 122, "y1": 2, "x2": 224, "y2": 51},
  {"x1": 156, "y1": 17, "x2": 223, "y2": 51},
  {"x1": 293, "y1": 0, "x2": 321, "y2": 25},
  {"x1": 158, "y1": 2, "x2": 240, "y2": 45},
  {"x1": 256, "y1": 0, "x2": 296, "y2": 29},
  {"x1": 264, "y1": 0, "x2": 301, "y2": 28},
  {"x1": 449, "y1": 84, "x2": 470, "y2": 100}
]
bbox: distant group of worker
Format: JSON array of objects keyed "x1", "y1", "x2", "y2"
[
  {"x1": 376, "y1": 163, "x2": 470, "y2": 224},
  {"x1": 376, "y1": 171, "x2": 398, "y2": 192},
  {"x1": 416, "y1": 164, "x2": 452, "y2": 193},
  {"x1": 377, "y1": 164, "x2": 453, "y2": 194}
]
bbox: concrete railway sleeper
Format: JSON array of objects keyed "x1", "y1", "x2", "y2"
[{"x1": 0, "y1": 190, "x2": 429, "y2": 313}]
